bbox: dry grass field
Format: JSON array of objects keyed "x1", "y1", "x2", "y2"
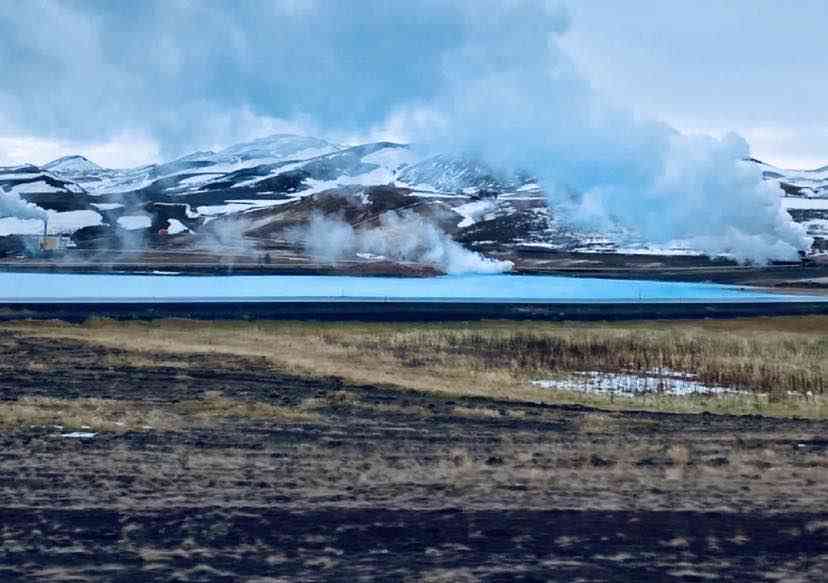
[
  {"x1": 6, "y1": 316, "x2": 827, "y2": 418},
  {"x1": 0, "y1": 316, "x2": 826, "y2": 581}
]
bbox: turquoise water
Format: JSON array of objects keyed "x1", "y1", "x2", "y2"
[{"x1": 0, "y1": 272, "x2": 820, "y2": 303}]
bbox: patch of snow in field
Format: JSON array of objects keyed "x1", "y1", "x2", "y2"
[
  {"x1": 500, "y1": 194, "x2": 546, "y2": 201},
  {"x1": 754, "y1": 160, "x2": 828, "y2": 182},
  {"x1": 781, "y1": 197, "x2": 828, "y2": 210},
  {"x1": 196, "y1": 199, "x2": 293, "y2": 216},
  {"x1": 3, "y1": 180, "x2": 64, "y2": 194},
  {"x1": 802, "y1": 219, "x2": 828, "y2": 235},
  {"x1": 0, "y1": 217, "x2": 43, "y2": 236},
  {"x1": 532, "y1": 369, "x2": 749, "y2": 397},
  {"x1": 90, "y1": 203, "x2": 124, "y2": 211},
  {"x1": 0, "y1": 173, "x2": 40, "y2": 180},
  {"x1": 409, "y1": 189, "x2": 468, "y2": 198},
  {"x1": 175, "y1": 173, "x2": 225, "y2": 188},
  {"x1": 197, "y1": 204, "x2": 253, "y2": 216},
  {"x1": 517, "y1": 182, "x2": 541, "y2": 192},
  {"x1": 356, "y1": 252, "x2": 387, "y2": 260},
  {"x1": 117, "y1": 215, "x2": 152, "y2": 230},
  {"x1": 166, "y1": 219, "x2": 189, "y2": 235},
  {"x1": 61, "y1": 432, "x2": 97, "y2": 438},
  {"x1": 454, "y1": 199, "x2": 497, "y2": 228},
  {"x1": 46, "y1": 210, "x2": 102, "y2": 234},
  {"x1": 362, "y1": 146, "x2": 417, "y2": 171},
  {"x1": 229, "y1": 160, "x2": 308, "y2": 189}
]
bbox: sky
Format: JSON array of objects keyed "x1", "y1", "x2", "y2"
[{"x1": 0, "y1": 0, "x2": 826, "y2": 169}]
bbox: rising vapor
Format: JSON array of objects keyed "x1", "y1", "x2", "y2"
[
  {"x1": 395, "y1": 1, "x2": 811, "y2": 263},
  {"x1": 0, "y1": 192, "x2": 48, "y2": 220},
  {"x1": 288, "y1": 211, "x2": 512, "y2": 274}
]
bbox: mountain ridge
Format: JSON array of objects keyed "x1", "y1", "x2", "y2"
[{"x1": 1, "y1": 133, "x2": 826, "y2": 259}]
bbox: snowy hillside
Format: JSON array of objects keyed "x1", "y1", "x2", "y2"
[
  {"x1": 48, "y1": 134, "x2": 344, "y2": 197},
  {"x1": 2, "y1": 134, "x2": 825, "y2": 258},
  {"x1": 43, "y1": 155, "x2": 103, "y2": 175},
  {"x1": 751, "y1": 158, "x2": 828, "y2": 198},
  {"x1": 397, "y1": 153, "x2": 531, "y2": 194},
  {"x1": 0, "y1": 164, "x2": 89, "y2": 212}
]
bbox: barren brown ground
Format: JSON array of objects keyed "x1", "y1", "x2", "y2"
[{"x1": 0, "y1": 318, "x2": 826, "y2": 581}]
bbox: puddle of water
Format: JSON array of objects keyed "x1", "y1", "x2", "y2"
[{"x1": 531, "y1": 369, "x2": 751, "y2": 398}]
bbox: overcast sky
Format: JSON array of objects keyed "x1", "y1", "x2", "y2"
[{"x1": 0, "y1": 0, "x2": 825, "y2": 168}]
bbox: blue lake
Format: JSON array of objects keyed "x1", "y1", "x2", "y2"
[{"x1": 0, "y1": 272, "x2": 821, "y2": 304}]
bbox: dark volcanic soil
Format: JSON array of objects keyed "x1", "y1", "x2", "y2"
[{"x1": 0, "y1": 332, "x2": 826, "y2": 581}]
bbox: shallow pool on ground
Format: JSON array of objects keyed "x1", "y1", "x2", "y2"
[{"x1": 0, "y1": 272, "x2": 822, "y2": 303}]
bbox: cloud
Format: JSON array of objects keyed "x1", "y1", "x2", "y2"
[
  {"x1": 0, "y1": 0, "x2": 817, "y2": 261},
  {"x1": 0, "y1": 132, "x2": 159, "y2": 168},
  {"x1": 0, "y1": 0, "x2": 471, "y2": 158},
  {"x1": 377, "y1": 1, "x2": 811, "y2": 262}
]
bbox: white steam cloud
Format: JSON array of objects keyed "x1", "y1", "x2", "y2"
[
  {"x1": 0, "y1": 192, "x2": 48, "y2": 220},
  {"x1": 394, "y1": 2, "x2": 812, "y2": 263},
  {"x1": 289, "y1": 211, "x2": 512, "y2": 274}
]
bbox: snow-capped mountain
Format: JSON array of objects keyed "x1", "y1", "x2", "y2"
[
  {"x1": 0, "y1": 164, "x2": 88, "y2": 212},
  {"x1": 37, "y1": 135, "x2": 527, "y2": 205},
  {"x1": 396, "y1": 153, "x2": 532, "y2": 194},
  {"x1": 750, "y1": 158, "x2": 828, "y2": 198},
  {"x1": 43, "y1": 155, "x2": 103, "y2": 175},
  {"x1": 2, "y1": 133, "x2": 826, "y2": 257}
]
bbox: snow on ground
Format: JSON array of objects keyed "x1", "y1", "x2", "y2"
[
  {"x1": 781, "y1": 197, "x2": 828, "y2": 210},
  {"x1": 45, "y1": 210, "x2": 102, "y2": 234},
  {"x1": 197, "y1": 204, "x2": 257, "y2": 216},
  {"x1": 361, "y1": 147, "x2": 418, "y2": 172},
  {"x1": 3, "y1": 180, "x2": 70, "y2": 194},
  {"x1": 754, "y1": 160, "x2": 828, "y2": 182},
  {"x1": 531, "y1": 369, "x2": 750, "y2": 398},
  {"x1": 117, "y1": 215, "x2": 152, "y2": 230},
  {"x1": 0, "y1": 210, "x2": 101, "y2": 236},
  {"x1": 44, "y1": 156, "x2": 101, "y2": 174},
  {"x1": 517, "y1": 182, "x2": 541, "y2": 192},
  {"x1": 196, "y1": 199, "x2": 294, "y2": 216},
  {"x1": 453, "y1": 199, "x2": 497, "y2": 228},
  {"x1": 0, "y1": 217, "x2": 43, "y2": 236},
  {"x1": 90, "y1": 203, "x2": 124, "y2": 211},
  {"x1": 0, "y1": 173, "x2": 40, "y2": 180},
  {"x1": 166, "y1": 219, "x2": 189, "y2": 235},
  {"x1": 230, "y1": 160, "x2": 308, "y2": 189},
  {"x1": 356, "y1": 252, "x2": 387, "y2": 261},
  {"x1": 802, "y1": 219, "x2": 828, "y2": 235},
  {"x1": 61, "y1": 432, "x2": 97, "y2": 439},
  {"x1": 84, "y1": 171, "x2": 155, "y2": 195},
  {"x1": 174, "y1": 173, "x2": 225, "y2": 189}
]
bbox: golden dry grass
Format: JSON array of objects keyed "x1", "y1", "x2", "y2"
[
  {"x1": 0, "y1": 393, "x2": 318, "y2": 432},
  {"x1": 4, "y1": 316, "x2": 827, "y2": 418}
]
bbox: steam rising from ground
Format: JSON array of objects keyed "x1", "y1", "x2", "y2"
[
  {"x1": 288, "y1": 212, "x2": 512, "y2": 274},
  {"x1": 394, "y1": 2, "x2": 811, "y2": 263},
  {"x1": 0, "y1": 192, "x2": 48, "y2": 220}
]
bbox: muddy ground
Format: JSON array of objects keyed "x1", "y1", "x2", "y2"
[{"x1": 0, "y1": 331, "x2": 826, "y2": 581}]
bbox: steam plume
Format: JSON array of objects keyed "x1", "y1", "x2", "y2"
[
  {"x1": 395, "y1": 2, "x2": 811, "y2": 263},
  {"x1": 0, "y1": 192, "x2": 48, "y2": 220},
  {"x1": 289, "y1": 211, "x2": 512, "y2": 274}
]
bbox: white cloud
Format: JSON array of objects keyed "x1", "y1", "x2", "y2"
[
  {"x1": 666, "y1": 122, "x2": 828, "y2": 170},
  {"x1": 0, "y1": 131, "x2": 160, "y2": 168},
  {"x1": 188, "y1": 106, "x2": 322, "y2": 153}
]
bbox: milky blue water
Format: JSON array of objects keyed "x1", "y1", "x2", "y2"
[{"x1": 0, "y1": 272, "x2": 821, "y2": 304}]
